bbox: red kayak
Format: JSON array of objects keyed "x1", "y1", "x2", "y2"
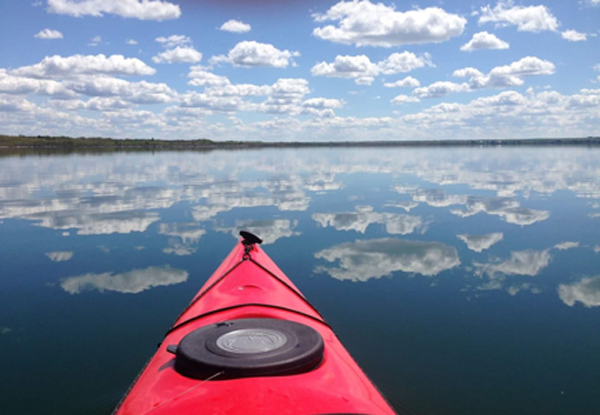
[{"x1": 114, "y1": 231, "x2": 396, "y2": 414}]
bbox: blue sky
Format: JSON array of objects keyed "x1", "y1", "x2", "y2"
[{"x1": 0, "y1": 0, "x2": 599, "y2": 141}]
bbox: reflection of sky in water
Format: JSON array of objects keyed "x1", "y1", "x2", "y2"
[{"x1": 1, "y1": 147, "x2": 599, "y2": 415}]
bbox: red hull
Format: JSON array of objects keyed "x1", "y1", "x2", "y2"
[{"x1": 114, "y1": 241, "x2": 396, "y2": 415}]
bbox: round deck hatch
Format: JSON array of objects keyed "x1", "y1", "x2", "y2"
[{"x1": 172, "y1": 318, "x2": 324, "y2": 379}]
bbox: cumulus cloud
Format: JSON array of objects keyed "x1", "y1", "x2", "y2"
[
  {"x1": 0, "y1": 70, "x2": 77, "y2": 98},
  {"x1": 413, "y1": 81, "x2": 470, "y2": 98},
  {"x1": 126, "y1": 39, "x2": 138, "y2": 45},
  {"x1": 181, "y1": 77, "x2": 315, "y2": 116},
  {"x1": 35, "y1": 28, "x2": 63, "y2": 39},
  {"x1": 558, "y1": 276, "x2": 600, "y2": 307},
  {"x1": 60, "y1": 266, "x2": 188, "y2": 294},
  {"x1": 152, "y1": 46, "x2": 202, "y2": 64},
  {"x1": 220, "y1": 19, "x2": 251, "y2": 33},
  {"x1": 460, "y1": 31, "x2": 509, "y2": 51},
  {"x1": 315, "y1": 238, "x2": 460, "y2": 281},
  {"x1": 391, "y1": 94, "x2": 420, "y2": 105},
  {"x1": 313, "y1": 0, "x2": 466, "y2": 47},
  {"x1": 211, "y1": 41, "x2": 299, "y2": 68},
  {"x1": 47, "y1": 0, "x2": 181, "y2": 21},
  {"x1": 12, "y1": 54, "x2": 156, "y2": 78},
  {"x1": 479, "y1": 1, "x2": 559, "y2": 32},
  {"x1": 46, "y1": 251, "x2": 74, "y2": 262},
  {"x1": 311, "y1": 52, "x2": 432, "y2": 85},
  {"x1": 301, "y1": 98, "x2": 344, "y2": 110},
  {"x1": 453, "y1": 56, "x2": 555, "y2": 89},
  {"x1": 384, "y1": 76, "x2": 420, "y2": 88},
  {"x1": 66, "y1": 76, "x2": 177, "y2": 103},
  {"x1": 561, "y1": 30, "x2": 587, "y2": 42},
  {"x1": 457, "y1": 233, "x2": 504, "y2": 252},
  {"x1": 188, "y1": 66, "x2": 231, "y2": 87},
  {"x1": 155, "y1": 35, "x2": 191, "y2": 48},
  {"x1": 0, "y1": 95, "x2": 38, "y2": 112}
]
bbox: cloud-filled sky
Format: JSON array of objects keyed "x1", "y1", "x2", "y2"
[{"x1": 0, "y1": 0, "x2": 599, "y2": 141}]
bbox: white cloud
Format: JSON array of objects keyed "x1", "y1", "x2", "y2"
[
  {"x1": 452, "y1": 67, "x2": 485, "y2": 78},
  {"x1": 126, "y1": 39, "x2": 138, "y2": 45},
  {"x1": 61, "y1": 266, "x2": 188, "y2": 294},
  {"x1": 181, "y1": 77, "x2": 313, "y2": 115},
  {"x1": 391, "y1": 94, "x2": 420, "y2": 105},
  {"x1": 457, "y1": 233, "x2": 504, "y2": 252},
  {"x1": 0, "y1": 70, "x2": 76, "y2": 98},
  {"x1": 460, "y1": 31, "x2": 509, "y2": 51},
  {"x1": 413, "y1": 81, "x2": 470, "y2": 98},
  {"x1": 12, "y1": 54, "x2": 156, "y2": 78},
  {"x1": 155, "y1": 35, "x2": 191, "y2": 48},
  {"x1": 0, "y1": 95, "x2": 37, "y2": 112},
  {"x1": 47, "y1": 0, "x2": 181, "y2": 21},
  {"x1": 384, "y1": 76, "x2": 420, "y2": 88},
  {"x1": 46, "y1": 251, "x2": 74, "y2": 262},
  {"x1": 554, "y1": 241, "x2": 579, "y2": 251},
  {"x1": 311, "y1": 52, "x2": 432, "y2": 85},
  {"x1": 220, "y1": 19, "x2": 251, "y2": 33},
  {"x1": 561, "y1": 30, "x2": 587, "y2": 42},
  {"x1": 479, "y1": 1, "x2": 559, "y2": 32},
  {"x1": 312, "y1": 55, "x2": 378, "y2": 85},
  {"x1": 313, "y1": 0, "x2": 466, "y2": 47},
  {"x1": 66, "y1": 76, "x2": 177, "y2": 103},
  {"x1": 302, "y1": 98, "x2": 344, "y2": 109},
  {"x1": 211, "y1": 41, "x2": 299, "y2": 68},
  {"x1": 558, "y1": 276, "x2": 600, "y2": 307},
  {"x1": 315, "y1": 238, "x2": 460, "y2": 282},
  {"x1": 34, "y1": 28, "x2": 63, "y2": 39},
  {"x1": 152, "y1": 46, "x2": 202, "y2": 64},
  {"x1": 188, "y1": 68, "x2": 231, "y2": 87},
  {"x1": 489, "y1": 56, "x2": 555, "y2": 77},
  {"x1": 453, "y1": 56, "x2": 555, "y2": 89},
  {"x1": 88, "y1": 35, "x2": 102, "y2": 46}
]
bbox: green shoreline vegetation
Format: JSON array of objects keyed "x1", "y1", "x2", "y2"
[{"x1": 1, "y1": 134, "x2": 599, "y2": 151}]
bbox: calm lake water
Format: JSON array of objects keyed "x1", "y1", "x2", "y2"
[{"x1": 0, "y1": 147, "x2": 599, "y2": 415}]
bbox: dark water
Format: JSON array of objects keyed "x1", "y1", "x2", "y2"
[{"x1": 0, "y1": 147, "x2": 599, "y2": 415}]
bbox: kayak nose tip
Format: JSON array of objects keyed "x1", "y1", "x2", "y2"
[{"x1": 240, "y1": 230, "x2": 263, "y2": 246}]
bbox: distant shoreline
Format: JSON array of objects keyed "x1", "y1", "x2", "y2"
[{"x1": 1, "y1": 134, "x2": 599, "y2": 151}]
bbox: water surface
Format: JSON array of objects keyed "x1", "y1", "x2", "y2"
[{"x1": 0, "y1": 147, "x2": 599, "y2": 415}]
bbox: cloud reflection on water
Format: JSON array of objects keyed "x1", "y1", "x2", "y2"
[
  {"x1": 474, "y1": 249, "x2": 552, "y2": 278},
  {"x1": 457, "y1": 233, "x2": 504, "y2": 252},
  {"x1": 558, "y1": 276, "x2": 600, "y2": 308},
  {"x1": 312, "y1": 205, "x2": 425, "y2": 235},
  {"x1": 314, "y1": 238, "x2": 460, "y2": 282},
  {"x1": 46, "y1": 251, "x2": 74, "y2": 262},
  {"x1": 60, "y1": 266, "x2": 189, "y2": 294}
]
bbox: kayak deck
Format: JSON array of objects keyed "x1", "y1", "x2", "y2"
[{"x1": 114, "y1": 239, "x2": 396, "y2": 415}]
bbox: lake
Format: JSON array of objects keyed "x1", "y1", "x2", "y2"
[{"x1": 0, "y1": 146, "x2": 599, "y2": 415}]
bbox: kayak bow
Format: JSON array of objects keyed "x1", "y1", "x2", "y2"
[{"x1": 114, "y1": 232, "x2": 396, "y2": 415}]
